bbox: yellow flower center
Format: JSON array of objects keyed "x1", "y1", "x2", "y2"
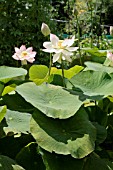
[
  {"x1": 21, "y1": 51, "x2": 28, "y2": 58},
  {"x1": 58, "y1": 40, "x2": 65, "y2": 49}
]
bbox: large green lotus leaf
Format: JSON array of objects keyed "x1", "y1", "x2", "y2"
[
  {"x1": 2, "y1": 84, "x2": 16, "y2": 96},
  {"x1": 16, "y1": 82, "x2": 83, "y2": 119},
  {"x1": 30, "y1": 108, "x2": 96, "y2": 159},
  {"x1": 108, "y1": 96, "x2": 113, "y2": 102},
  {"x1": 0, "y1": 155, "x2": 25, "y2": 170},
  {"x1": 0, "y1": 66, "x2": 27, "y2": 83},
  {"x1": 81, "y1": 48, "x2": 106, "y2": 63},
  {"x1": 2, "y1": 93, "x2": 34, "y2": 113},
  {"x1": 103, "y1": 57, "x2": 111, "y2": 67},
  {"x1": 0, "y1": 84, "x2": 4, "y2": 96},
  {"x1": 84, "y1": 61, "x2": 113, "y2": 74},
  {"x1": 82, "y1": 48, "x2": 106, "y2": 57},
  {"x1": 85, "y1": 105, "x2": 108, "y2": 126},
  {"x1": 83, "y1": 153, "x2": 113, "y2": 170},
  {"x1": 29, "y1": 65, "x2": 83, "y2": 85},
  {"x1": 67, "y1": 70, "x2": 113, "y2": 100},
  {"x1": 92, "y1": 122, "x2": 107, "y2": 145},
  {"x1": 16, "y1": 142, "x2": 45, "y2": 170},
  {"x1": 0, "y1": 105, "x2": 7, "y2": 123},
  {"x1": 49, "y1": 74, "x2": 64, "y2": 87},
  {"x1": 0, "y1": 120, "x2": 6, "y2": 138},
  {"x1": 41, "y1": 149, "x2": 84, "y2": 170},
  {"x1": 29, "y1": 65, "x2": 48, "y2": 85},
  {"x1": 0, "y1": 134, "x2": 34, "y2": 159},
  {"x1": 4, "y1": 109, "x2": 31, "y2": 134},
  {"x1": 52, "y1": 65, "x2": 84, "y2": 79}
]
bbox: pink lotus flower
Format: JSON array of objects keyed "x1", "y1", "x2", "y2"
[
  {"x1": 12, "y1": 45, "x2": 36, "y2": 64},
  {"x1": 107, "y1": 51, "x2": 113, "y2": 61},
  {"x1": 42, "y1": 34, "x2": 78, "y2": 63},
  {"x1": 107, "y1": 51, "x2": 113, "y2": 66}
]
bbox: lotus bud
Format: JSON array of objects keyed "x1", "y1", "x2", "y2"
[
  {"x1": 110, "y1": 26, "x2": 113, "y2": 36},
  {"x1": 41, "y1": 23, "x2": 51, "y2": 36}
]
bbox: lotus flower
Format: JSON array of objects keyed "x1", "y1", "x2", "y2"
[
  {"x1": 107, "y1": 51, "x2": 113, "y2": 61},
  {"x1": 12, "y1": 45, "x2": 36, "y2": 65},
  {"x1": 107, "y1": 51, "x2": 113, "y2": 66},
  {"x1": 42, "y1": 34, "x2": 78, "y2": 63}
]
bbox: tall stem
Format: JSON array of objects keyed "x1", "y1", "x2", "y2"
[
  {"x1": 49, "y1": 53, "x2": 52, "y2": 76},
  {"x1": 99, "y1": 1, "x2": 103, "y2": 45},
  {"x1": 61, "y1": 58, "x2": 66, "y2": 88},
  {"x1": 75, "y1": 15, "x2": 82, "y2": 65},
  {"x1": 90, "y1": 4, "x2": 93, "y2": 48}
]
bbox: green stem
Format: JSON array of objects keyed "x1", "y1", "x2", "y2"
[
  {"x1": 86, "y1": 1, "x2": 93, "y2": 48},
  {"x1": 98, "y1": 1, "x2": 103, "y2": 47},
  {"x1": 49, "y1": 53, "x2": 52, "y2": 76},
  {"x1": 61, "y1": 59, "x2": 66, "y2": 88},
  {"x1": 90, "y1": 4, "x2": 93, "y2": 48},
  {"x1": 75, "y1": 15, "x2": 82, "y2": 65}
]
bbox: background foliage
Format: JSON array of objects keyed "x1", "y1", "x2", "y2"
[
  {"x1": 1, "y1": 0, "x2": 113, "y2": 66},
  {"x1": 0, "y1": 0, "x2": 56, "y2": 66}
]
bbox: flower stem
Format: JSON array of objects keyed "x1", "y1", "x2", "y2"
[
  {"x1": 90, "y1": 4, "x2": 93, "y2": 48},
  {"x1": 61, "y1": 59, "x2": 66, "y2": 88},
  {"x1": 49, "y1": 53, "x2": 52, "y2": 76},
  {"x1": 86, "y1": 1, "x2": 93, "y2": 48},
  {"x1": 21, "y1": 60, "x2": 27, "y2": 66},
  {"x1": 75, "y1": 15, "x2": 82, "y2": 65}
]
